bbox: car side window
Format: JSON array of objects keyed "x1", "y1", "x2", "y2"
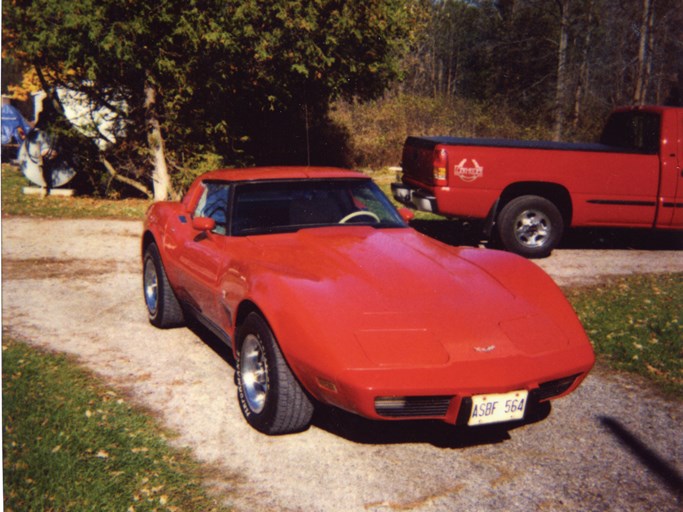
[{"x1": 194, "y1": 182, "x2": 231, "y2": 235}]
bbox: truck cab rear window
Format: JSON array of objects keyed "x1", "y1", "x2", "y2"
[{"x1": 600, "y1": 111, "x2": 660, "y2": 154}]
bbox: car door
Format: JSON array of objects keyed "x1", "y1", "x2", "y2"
[{"x1": 176, "y1": 181, "x2": 232, "y2": 321}]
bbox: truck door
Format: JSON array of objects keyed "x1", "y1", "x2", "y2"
[
  {"x1": 655, "y1": 108, "x2": 683, "y2": 228},
  {"x1": 673, "y1": 109, "x2": 683, "y2": 227}
]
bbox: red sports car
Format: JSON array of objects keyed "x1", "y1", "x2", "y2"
[{"x1": 142, "y1": 167, "x2": 594, "y2": 435}]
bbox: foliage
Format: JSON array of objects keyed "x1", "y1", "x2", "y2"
[
  {"x1": 3, "y1": 0, "x2": 413, "y2": 197},
  {"x1": 3, "y1": 0, "x2": 682, "y2": 198},
  {"x1": 331, "y1": 93, "x2": 549, "y2": 168},
  {"x1": 2, "y1": 67, "x2": 41, "y2": 102},
  {"x1": 2, "y1": 336, "x2": 230, "y2": 511},
  {"x1": 566, "y1": 273, "x2": 683, "y2": 397},
  {"x1": 202, "y1": 0, "x2": 414, "y2": 167},
  {"x1": 403, "y1": 0, "x2": 682, "y2": 140}
]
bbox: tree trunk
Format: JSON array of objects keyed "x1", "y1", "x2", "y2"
[
  {"x1": 634, "y1": 0, "x2": 655, "y2": 105},
  {"x1": 553, "y1": 0, "x2": 570, "y2": 141},
  {"x1": 573, "y1": 2, "x2": 594, "y2": 130},
  {"x1": 144, "y1": 81, "x2": 175, "y2": 201}
]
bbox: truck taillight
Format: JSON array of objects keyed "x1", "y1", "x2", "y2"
[{"x1": 433, "y1": 148, "x2": 448, "y2": 185}]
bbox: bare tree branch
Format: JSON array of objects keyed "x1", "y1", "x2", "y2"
[{"x1": 101, "y1": 156, "x2": 153, "y2": 199}]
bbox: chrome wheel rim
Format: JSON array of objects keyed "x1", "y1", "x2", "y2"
[
  {"x1": 143, "y1": 258, "x2": 159, "y2": 316},
  {"x1": 241, "y1": 334, "x2": 268, "y2": 414},
  {"x1": 513, "y1": 209, "x2": 551, "y2": 248}
]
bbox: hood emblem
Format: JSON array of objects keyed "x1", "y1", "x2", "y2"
[{"x1": 473, "y1": 344, "x2": 496, "y2": 353}]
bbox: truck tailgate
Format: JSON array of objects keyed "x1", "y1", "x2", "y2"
[{"x1": 402, "y1": 137, "x2": 440, "y2": 186}]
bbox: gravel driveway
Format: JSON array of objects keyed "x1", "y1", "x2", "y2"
[{"x1": 2, "y1": 217, "x2": 682, "y2": 511}]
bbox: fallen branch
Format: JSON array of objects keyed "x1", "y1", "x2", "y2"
[{"x1": 101, "y1": 156, "x2": 153, "y2": 199}]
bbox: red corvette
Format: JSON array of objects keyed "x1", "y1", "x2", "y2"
[{"x1": 142, "y1": 167, "x2": 594, "y2": 435}]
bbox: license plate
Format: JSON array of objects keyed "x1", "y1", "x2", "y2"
[{"x1": 468, "y1": 390, "x2": 528, "y2": 426}]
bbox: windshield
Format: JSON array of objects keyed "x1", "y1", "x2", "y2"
[{"x1": 231, "y1": 179, "x2": 407, "y2": 236}]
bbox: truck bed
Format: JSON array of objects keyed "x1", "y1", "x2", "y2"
[{"x1": 405, "y1": 136, "x2": 655, "y2": 155}]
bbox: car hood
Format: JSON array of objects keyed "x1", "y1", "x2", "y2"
[{"x1": 243, "y1": 226, "x2": 575, "y2": 368}]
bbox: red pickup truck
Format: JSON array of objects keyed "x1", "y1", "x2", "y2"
[{"x1": 392, "y1": 106, "x2": 683, "y2": 257}]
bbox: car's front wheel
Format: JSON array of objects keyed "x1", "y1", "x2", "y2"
[
  {"x1": 236, "y1": 312, "x2": 314, "y2": 435},
  {"x1": 143, "y1": 243, "x2": 185, "y2": 328}
]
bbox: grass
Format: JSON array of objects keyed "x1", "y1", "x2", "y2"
[
  {"x1": 2, "y1": 336, "x2": 231, "y2": 512},
  {"x1": 566, "y1": 273, "x2": 683, "y2": 397},
  {"x1": 2, "y1": 162, "x2": 442, "y2": 222},
  {"x1": 1, "y1": 164, "x2": 151, "y2": 219}
]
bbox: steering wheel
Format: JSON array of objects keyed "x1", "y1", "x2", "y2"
[{"x1": 338, "y1": 210, "x2": 381, "y2": 224}]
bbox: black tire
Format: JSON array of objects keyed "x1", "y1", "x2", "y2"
[
  {"x1": 496, "y1": 195, "x2": 564, "y2": 258},
  {"x1": 236, "y1": 313, "x2": 314, "y2": 435},
  {"x1": 143, "y1": 243, "x2": 185, "y2": 328}
]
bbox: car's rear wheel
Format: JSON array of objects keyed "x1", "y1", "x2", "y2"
[
  {"x1": 236, "y1": 312, "x2": 314, "y2": 435},
  {"x1": 143, "y1": 243, "x2": 185, "y2": 328}
]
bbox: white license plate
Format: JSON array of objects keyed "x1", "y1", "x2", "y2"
[{"x1": 468, "y1": 390, "x2": 528, "y2": 426}]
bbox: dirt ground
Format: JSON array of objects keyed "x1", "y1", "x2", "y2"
[{"x1": 2, "y1": 217, "x2": 682, "y2": 511}]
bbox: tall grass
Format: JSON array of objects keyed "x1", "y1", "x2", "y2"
[{"x1": 330, "y1": 93, "x2": 554, "y2": 168}]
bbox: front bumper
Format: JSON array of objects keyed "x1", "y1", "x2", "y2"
[{"x1": 313, "y1": 347, "x2": 594, "y2": 425}]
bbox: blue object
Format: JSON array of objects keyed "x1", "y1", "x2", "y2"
[{"x1": 2, "y1": 103, "x2": 32, "y2": 145}]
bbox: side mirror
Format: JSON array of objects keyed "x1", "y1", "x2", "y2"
[
  {"x1": 398, "y1": 208, "x2": 415, "y2": 223},
  {"x1": 192, "y1": 216, "x2": 216, "y2": 232}
]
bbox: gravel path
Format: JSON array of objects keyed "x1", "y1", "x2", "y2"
[{"x1": 2, "y1": 217, "x2": 682, "y2": 512}]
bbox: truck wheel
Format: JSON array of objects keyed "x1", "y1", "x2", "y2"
[
  {"x1": 497, "y1": 195, "x2": 564, "y2": 258},
  {"x1": 143, "y1": 243, "x2": 185, "y2": 328},
  {"x1": 236, "y1": 313, "x2": 314, "y2": 435}
]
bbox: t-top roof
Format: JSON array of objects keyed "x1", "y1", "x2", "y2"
[{"x1": 199, "y1": 166, "x2": 367, "y2": 182}]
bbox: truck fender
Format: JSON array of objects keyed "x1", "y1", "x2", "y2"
[
  {"x1": 483, "y1": 198, "x2": 500, "y2": 238},
  {"x1": 497, "y1": 182, "x2": 573, "y2": 230}
]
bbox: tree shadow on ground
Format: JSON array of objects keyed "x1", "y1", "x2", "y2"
[
  {"x1": 559, "y1": 227, "x2": 683, "y2": 250},
  {"x1": 599, "y1": 416, "x2": 683, "y2": 503},
  {"x1": 409, "y1": 219, "x2": 486, "y2": 248},
  {"x1": 410, "y1": 218, "x2": 683, "y2": 252}
]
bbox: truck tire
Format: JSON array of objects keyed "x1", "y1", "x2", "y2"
[
  {"x1": 497, "y1": 195, "x2": 564, "y2": 258},
  {"x1": 236, "y1": 312, "x2": 314, "y2": 435}
]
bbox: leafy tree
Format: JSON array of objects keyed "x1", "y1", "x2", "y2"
[
  {"x1": 4, "y1": 0, "x2": 213, "y2": 198},
  {"x1": 3, "y1": 0, "x2": 412, "y2": 198},
  {"x1": 214, "y1": 0, "x2": 413, "y2": 166},
  {"x1": 400, "y1": 0, "x2": 681, "y2": 141}
]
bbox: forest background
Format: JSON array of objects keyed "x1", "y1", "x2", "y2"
[{"x1": 3, "y1": 0, "x2": 682, "y2": 200}]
